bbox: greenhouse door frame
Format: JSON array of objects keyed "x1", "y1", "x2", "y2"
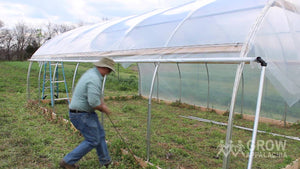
[{"x1": 221, "y1": 57, "x2": 267, "y2": 169}]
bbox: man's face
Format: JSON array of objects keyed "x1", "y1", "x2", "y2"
[
  {"x1": 96, "y1": 67, "x2": 113, "y2": 76},
  {"x1": 104, "y1": 67, "x2": 112, "y2": 75}
]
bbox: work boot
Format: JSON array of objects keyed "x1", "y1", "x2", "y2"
[
  {"x1": 59, "y1": 160, "x2": 79, "y2": 169},
  {"x1": 101, "y1": 160, "x2": 112, "y2": 168}
]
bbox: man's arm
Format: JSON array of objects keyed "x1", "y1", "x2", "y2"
[{"x1": 93, "y1": 98, "x2": 112, "y2": 115}]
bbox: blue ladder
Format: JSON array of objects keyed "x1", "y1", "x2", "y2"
[{"x1": 41, "y1": 61, "x2": 70, "y2": 107}]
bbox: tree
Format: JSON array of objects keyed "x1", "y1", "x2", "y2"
[
  {"x1": 13, "y1": 22, "x2": 34, "y2": 60},
  {"x1": 44, "y1": 22, "x2": 76, "y2": 40},
  {"x1": 25, "y1": 40, "x2": 39, "y2": 58},
  {"x1": 0, "y1": 21, "x2": 77, "y2": 61},
  {"x1": 0, "y1": 29, "x2": 14, "y2": 60},
  {"x1": 0, "y1": 20, "x2": 3, "y2": 28}
]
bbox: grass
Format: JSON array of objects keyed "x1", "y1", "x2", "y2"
[{"x1": 1, "y1": 61, "x2": 300, "y2": 169}]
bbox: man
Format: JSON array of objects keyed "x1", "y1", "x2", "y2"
[{"x1": 60, "y1": 57, "x2": 115, "y2": 169}]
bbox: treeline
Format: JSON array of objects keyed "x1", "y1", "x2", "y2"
[{"x1": 0, "y1": 20, "x2": 77, "y2": 61}]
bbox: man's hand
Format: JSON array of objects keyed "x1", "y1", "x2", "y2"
[
  {"x1": 100, "y1": 104, "x2": 112, "y2": 115},
  {"x1": 94, "y1": 103, "x2": 112, "y2": 115}
]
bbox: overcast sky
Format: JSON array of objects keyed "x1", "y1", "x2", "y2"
[{"x1": 0, "y1": 0, "x2": 194, "y2": 28}]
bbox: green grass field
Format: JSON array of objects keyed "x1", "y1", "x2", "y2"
[{"x1": 1, "y1": 61, "x2": 300, "y2": 169}]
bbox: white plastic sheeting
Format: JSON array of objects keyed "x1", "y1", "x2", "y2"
[
  {"x1": 250, "y1": 0, "x2": 300, "y2": 106},
  {"x1": 29, "y1": 0, "x2": 300, "y2": 117},
  {"x1": 30, "y1": 0, "x2": 266, "y2": 61}
]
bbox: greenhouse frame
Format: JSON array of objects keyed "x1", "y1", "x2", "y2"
[{"x1": 27, "y1": 0, "x2": 300, "y2": 168}]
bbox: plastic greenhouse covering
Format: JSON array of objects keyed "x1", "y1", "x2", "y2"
[
  {"x1": 27, "y1": 0, "x2": 300, "y2": 168},
  {"x1": 29, "y1": 0, "x2": 300, "y2": 123}
]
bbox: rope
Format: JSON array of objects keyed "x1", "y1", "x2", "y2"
[{"x1": 106, "y1": 114, "x2": 141, "y2": 166}]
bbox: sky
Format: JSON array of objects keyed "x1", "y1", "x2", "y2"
[{"x1": 0, "y1": 0, "x2": 194, "y2": 29}]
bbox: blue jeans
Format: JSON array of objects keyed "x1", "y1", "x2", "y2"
[{"x1": 63, "y1": 112, "x2": 111, "y2": 165}]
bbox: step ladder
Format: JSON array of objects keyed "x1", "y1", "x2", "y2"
[{"x1": 41, "y1": 61, "x2": 70, "y2": 107}]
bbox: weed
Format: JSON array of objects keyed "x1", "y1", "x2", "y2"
[
  {"x1": 223, "y1": 110, "x2": 229, "y2": 116},
  {"x1": 283, "y1": 156, "x2": 293, "y2": 166},
  {"x1": 168, "y1": 148, "x2": 190, "y2": 158},
  {"x1": 170, "y1": 100, "x2": 181, "y2": 107},
  {"x1": 275, "y1": 156, "x2": 294, "y2": 169},
  {"x1": 131, "y1": 94, "x2": 142, "y2": 100},
  {"x1": 122, "y1": 105, "x2": 137, "y2": 113},
  {"x1": 291, "y1": 121, "x2": 300, "y2": 129},
  {"x1": 106, "y1": 74, "x2": 138, "y2": 92},
  {"x1": 114, "y1": 95, "x2": 121, "y2": 100},
  {"x1": 235, "y1": 114, "x2": 243, "y2": 120},
  {"x1": 120, "y1": 96, "x2": 128, "y2": 101}
]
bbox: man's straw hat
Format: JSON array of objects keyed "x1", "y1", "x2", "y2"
[{"x1": 93, "y1": 57, "x2": 115, "y2": 72}]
